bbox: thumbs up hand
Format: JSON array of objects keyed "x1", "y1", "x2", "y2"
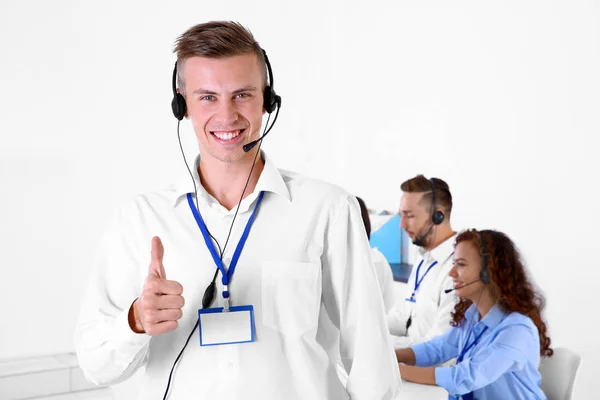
[{"x1": 129, "y1": 236, "x2": 185, "y2": 336}]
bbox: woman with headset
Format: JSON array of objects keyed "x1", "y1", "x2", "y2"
[{"x1": 395, "y1": 229, "x2": 553, "y2": 399}]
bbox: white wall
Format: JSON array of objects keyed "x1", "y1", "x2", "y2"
[{"x1": 1, "y1": 0, "x2": 598, "y2": 398}]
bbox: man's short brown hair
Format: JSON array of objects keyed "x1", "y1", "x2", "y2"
[
  {"x1": 173, "y1": 21, "x2": 267, "y2": 94},
  {"x1": 400, "y1": 174, "x2": 453, "y2": 216}
]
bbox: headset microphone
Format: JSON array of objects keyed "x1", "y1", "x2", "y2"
[
  {"x1": 444, "y1": 279, "x2": 482, "y2": 294},
  {"x1": 242, "y1": 49, "x2": 281, "y2": 153},
  {"x1": 412, "y1": 223, "x2": 435, "y2": 247},
  {"x1": 242, "y1": 99, "x2": 281, "y2": 152}
]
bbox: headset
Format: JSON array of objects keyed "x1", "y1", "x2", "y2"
[
  {"x1": 444, "y1": 229, "x2": 490, "y2": 294},
  {"x1": 412, "y1": 178, "x2": 445, "y2": 247},
  {"x1": 171, "y1": 48, "x2": 281, "y2": 121},
  {"x1": 429, "y1": 178, "x2": 445, "y2": 226},
  {"x1": 477, "y1": 230, "x2": 490, "y2": 284}
]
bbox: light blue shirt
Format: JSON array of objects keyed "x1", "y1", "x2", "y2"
[{"x1": 411, "y1": 304, "x2": 547, "y2": 400}]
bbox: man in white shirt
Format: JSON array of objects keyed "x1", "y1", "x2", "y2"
[
  {"x1": 387, "y1": 175, "x2": 458, "y2": 350},
  {"x1": 74, "y1": 21, "x2": 400, "y2": 400}
]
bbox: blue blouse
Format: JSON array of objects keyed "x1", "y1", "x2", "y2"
[{"x1": 411, "y1": 304, "x2": 547, "y2": 399}]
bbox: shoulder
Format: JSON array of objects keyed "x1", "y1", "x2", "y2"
[
  {"x1": 133, "y1": 186, "x2": 180, "y2": 211},
  {"x1": 279, "y1": 168, "x2": 358, "y2": 210},
  {"x1": 501, "y1": 311, "x2": 539, "y2": 334},
  {"x1": 109, "y1": 186, "x2": 180, "y2": 225},
  {"x1": 491, "y1": 311, "x2": 540, "y2": 349}
]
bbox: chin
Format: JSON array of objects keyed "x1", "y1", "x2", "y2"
[{"x1": 462, "y1": 292, "x2": 478, "y2": 302}]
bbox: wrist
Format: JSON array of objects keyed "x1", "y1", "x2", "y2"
[{"x1": 128, "y1": 298, "x2": 145, "y2": 334}]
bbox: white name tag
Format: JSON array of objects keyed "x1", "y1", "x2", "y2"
[{"x1": 198, "y1": 305, "x2": 255, "y2": 346}]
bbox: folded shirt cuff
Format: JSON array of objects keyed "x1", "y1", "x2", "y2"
[
  {"x1": 411, "y1": 343, "x2": 430, "y2": 367},
  {"x1": 434, "y1": 366, "x2": 454, "y2": 391},
  {"x1": 110, "y1": 305, "x2": 151, "y2": 350}
]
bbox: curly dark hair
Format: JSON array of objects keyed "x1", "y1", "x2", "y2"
[{"x1": 450, "y1": 229, "x2": 553, "y2": 357}]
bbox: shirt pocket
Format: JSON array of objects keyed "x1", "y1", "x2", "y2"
[{"x1": 261, "y1": 261, "x2": 320, "y2": 335}]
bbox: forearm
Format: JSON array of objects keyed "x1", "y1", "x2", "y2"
[
  {"x1": 395, "y1": 347, "x2": 416, "y2": 365},
  {"x1": 75, "y1": 302, "x2": 150, "y2": 386},
  {"x1": 399, "y1": 364, "x2": 437, "y2": 386}
]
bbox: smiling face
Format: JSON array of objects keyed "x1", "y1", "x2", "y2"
[
  {"x1": 449, "y1": 241, "x2": 486, "y2": 300},
  {"x1": 181, "y1": 53, "x2": 266, "y2": 165}
]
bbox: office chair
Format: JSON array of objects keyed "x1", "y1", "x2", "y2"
[{"x1": 539, "y1": 347, "x2": 582, "y2": 400}]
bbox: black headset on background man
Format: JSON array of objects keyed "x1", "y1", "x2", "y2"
[
  {"x1": 413, "y1": 178, "x2": 445, "y2": 247},
  {"x1": 429, "y1": 178, "x2": 445, "y2": 226}
]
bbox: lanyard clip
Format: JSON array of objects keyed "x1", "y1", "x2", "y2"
[
  {"x1": 223, "y1": 297, "x2": 230, "y2": 312},
  {"x1": 223, "y1": 285, "x2": 230, "y2": 312}
]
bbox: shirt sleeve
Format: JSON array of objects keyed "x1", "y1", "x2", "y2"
[
  {"x1": 382, "y1": 269, "x2": 396, "y2": 315},
  {"x1": 372, "y1": 249, "x2": 396, "y2": 314},
  {"x1": 321, "y1": 195, "x2": 401, "y2": 400},
  {"x1": 434, "y1": 323, "x2": 536, "y2": 396},
  {"x1": 390, "y1": 273, "x2": 457, "y2": 349},
  {"x1": 73, "y1": 201, "x2": 151, "y2": 386},
  {"x1": 411, "y1": 325, "x2": 459, "y2": 367}
]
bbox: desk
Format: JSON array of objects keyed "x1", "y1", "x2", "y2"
[{"x1": 397, "y1": 380, "x2": 448, "y2": 399}]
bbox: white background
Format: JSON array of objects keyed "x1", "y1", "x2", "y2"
[{"x1": 0, "y1": 0, "x2": 598, "y2": 398}]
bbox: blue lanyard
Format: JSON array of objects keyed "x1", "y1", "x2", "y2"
[
  {"x1": 455, "y1": 325, "x2": 487, "y2": 400},
  {"x1": 406, "y1": 259, "x2": 438, "y2": 301},
  {"x1": 187, "y1": 191, "x2": 265, "y2": 300},
  {"x1": 457, "y1": 324, "x2": 488, "y2": 363}
]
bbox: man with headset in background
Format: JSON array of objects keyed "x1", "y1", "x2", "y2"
[
  {"x1": 74, "y1": 21, "x2": 400, "y2": 400},
  {"x1": 387, "y1": 175, "x2": 458, "y2": 350}
]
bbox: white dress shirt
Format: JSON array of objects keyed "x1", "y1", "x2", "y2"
[
  {"x1": 371, "y1": 247, "x2": 395, "y2": 314},
  {"x1": 387, "y1": 233, "x2": 458, "y2": 349},
  {"x1": 318, "y1": 246, "x2": 396, "y2": 388},
  {"x1": 74, "y1": 153, "x2": 401, "y2": 400}
]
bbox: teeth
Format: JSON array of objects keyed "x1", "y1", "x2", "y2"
[{"x1": 213, "y1": 130, "x2": 241, "y2": 141}]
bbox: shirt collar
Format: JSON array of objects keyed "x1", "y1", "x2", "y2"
[
  {"x1": 418, "y1": 232, "x2": 457, "y2": 263},
  {"x1": 171, "y1": 151, "x2": 291, "y2": 207},
  {"x1": 465, "y1": 303, "x2": 507, "y2": 330}
]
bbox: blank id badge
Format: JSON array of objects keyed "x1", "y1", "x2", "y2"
[{"x1": 197, "y1": 305, "x2": 255, "y2": 346}]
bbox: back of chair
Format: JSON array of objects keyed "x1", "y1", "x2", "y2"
[{"x1": 539, "y1": 347, "x2": 582, "y2": 400}]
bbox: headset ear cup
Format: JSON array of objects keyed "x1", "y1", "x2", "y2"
[
  {"x1": 480, "y1": 255, "x2": 490, "y2": 284},
  {"x1": 432, "y1": 211, "x2": 444, "y2": 225},
  {"x1": 171, "y1": 93, "x2": 187, "y2": 121},
  {"x1": 263, "y1": 86, "x2": 276, "y2": 114}
]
